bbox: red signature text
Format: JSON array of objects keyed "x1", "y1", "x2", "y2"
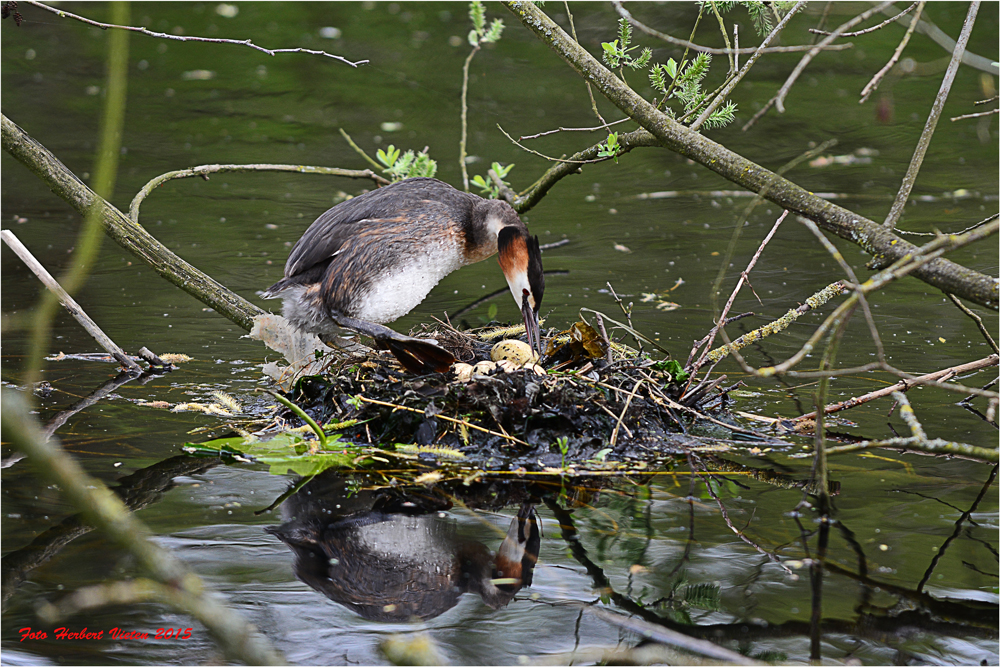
[{"x1": 19, "y1": 626, "x2": 192, "y2": 641}]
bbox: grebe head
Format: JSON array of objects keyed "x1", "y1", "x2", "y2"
[{"x1": 497, "y1": 225, "x2": 545, "y2": 355}]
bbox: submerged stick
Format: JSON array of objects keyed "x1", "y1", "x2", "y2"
[{"x1": 2, "y1": 230, "x2": 142, "y2": 373}]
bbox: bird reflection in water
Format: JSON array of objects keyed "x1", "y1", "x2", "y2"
[{"x1": 266, "y1": 471, "x2": 540, "y2": 621}]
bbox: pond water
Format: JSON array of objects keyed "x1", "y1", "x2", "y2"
[{"x1": 2, "y1": 2, "x2": 997, "y2": 665}]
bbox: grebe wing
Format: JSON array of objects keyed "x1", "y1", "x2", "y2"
[{"x1": 284, "y1": 177, "x2": 474, "y2": 279}]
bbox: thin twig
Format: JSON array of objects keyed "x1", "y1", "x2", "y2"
[
  {"x1": 859, "y1": 1, "x2": 925, "y2": 103},
  {"x1": 950, "y1": 108, "x2": 999, "y2": 122},
  {"x1": 562, "y1": 0, "x2": 609, "y2": 130},
  {"x1": 129, "y1": 163, "x2": 387, "y2": 222},
  {"x1": 460, "y1": 43, "x2": 481, "y2": 192},
  {"x1": 498, "y1": 124, "x2": 610, "y2": 164},
  {"x1": 743, "y1": 1, "x2": 895, "y2": 130},
  {"x1": 606, "y1": 282, "x2": 641, "y2": 353},
  {"x1": 339, "y1": 128, "x2": 385, "y2": 171},
  {"x1": 790, "y1": 436, "x2": 998, "y2": 463},
  {"x1": 24, "y1": 0, "x2": 367, "y2": 67},
  {"x1": 595, "y1": 402, "x2": 633, "y2": 440},
  {"x1": 2, "y1": 230, "x2": 142, "y2": 373},
  {"x1": 799, "y1": 217, "x2": 886, "y2": 364},
  {"x1": 594, "y1": 313, "x2": 614, "y2": 365},
  {"x1": 883, "y1": 1, "x2": 980, "y2": 231},
  {"x1": 793, "y1": 355, "x2": 998, "y2": 422},
  {"x1": 946, "y1": 294, "x2": 999, "y2": 355},
  {"x1": 609, "y1": 379, "x2": 642, "y2": 449},
  {"x1": 612, "y1": 2, "x2": 852, "y2": 55},
  {"x1": 690, "y1": 210, "x2": 788, "y2": 374},
  {"x1": 809, "y1": 1, "x2": 918, "y2": 37},
  {"x1": 354, "y1": 395, "x2": 529, "y2": 447},
  {"x1": 518, "y1": 117, "x2": 631, "y2": 141},
  {"x1": 692, "y1": 1, "x2": 807, "y2": 131},
  {"x1": 896, "y1": 212, "x2": 998, "y2": 237}
]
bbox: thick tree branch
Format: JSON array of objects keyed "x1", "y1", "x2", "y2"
[
  {"x1": 501, "y1": 2, "x2": 998, "y2": 310},
  {"x1": 2, "y1": 114, "x2": 264, "y2": 331}
]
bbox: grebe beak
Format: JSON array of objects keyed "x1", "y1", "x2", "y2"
[
  {"x1": 498, "y1": 226, "x2": 545, "y2": 357},
  {"x1": 521, "y1": 290, "x2": 541, "y2": 357}
]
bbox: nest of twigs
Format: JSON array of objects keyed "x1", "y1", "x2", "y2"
[{"x1": 280, "y1": 318, "x2": 759, "y2": 470}]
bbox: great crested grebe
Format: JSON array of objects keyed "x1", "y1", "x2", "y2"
[{"x1": 263, "y1": 177, "x2": 544, "y2": 373}]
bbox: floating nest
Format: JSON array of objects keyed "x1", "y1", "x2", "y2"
[{"x1": 270, "y1": 318, "x2": 772, "y2": 471}]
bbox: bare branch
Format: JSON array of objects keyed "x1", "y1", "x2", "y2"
[
  {"x1": 23, "y1": 0, "x2": 367, "y2": 67},
  {"x1": 883, "y1": 1, "x2": 981, "y2": 231},
  {"x1": 691, "y1": 210, "x2": 788, "y2": 374},
  {"x1": 744, "y1": 0, "x2": 896, "y2": 129},
  {"x1": 3, "y1": 114, "x2": 264, "y2": 330},
  {"x1": 499, "y1": 3, "x2": 998, "y2": 309},
  {"x1": 612, "y1": 2, "x2": 853, "y2": 55},
  {"x1": 692, "y1": 1, "x2": 808, "y2": 131},
  {"x1": 809, "y1": 1, "x2": 919, "y2": 37},
  {"x1": 498, "y1": 124, "x2": 610, "y2": 164},
  {"x1": 130, "y1": 163, "x2": 387, "y2": 222},
  {"x1": 518, "y1": 117, "x2": 631, "y2": 141},
  {"x1": 793, "y1": 355, "x2": 999, "y2": 422},
  {"x1": 860, "y1": 1, "x2": 926, "y2": 103},
  {"x1": 950, "y1": 108, "x2": 999, "y2": 122}
]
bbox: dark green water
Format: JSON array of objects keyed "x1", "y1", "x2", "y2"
[{"x1": 2, "y1": 2, "x2": 997, "y2": 664}]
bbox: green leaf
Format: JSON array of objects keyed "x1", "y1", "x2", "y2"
[
  {"x1": 666, "y1": 57, "x2": 678, "y2": 79},
  {"x1": 649, "y1": 63, "x2": 667, "y2": 95},
  {"x1": 617, "y1": 17, "x2": 632, "y2": 52},
  {"x1": 702, "y1": 100, "x2": 738, "y2": 130},
  {"x1": 469, "y1": 0, "x2": 486, "y2": 34},
  {"x1": 653, "y1": 359, "x2": 690, "y2": 383},
  {"x1": 593, "y1": 447, "x2": 612, "y2": 462},
  {"x1": 468, "y1": 29, "x2": 479, "y2": 46},
  {"x1": 601, "y1": 40, "x2": 622, "y2": 68},
  {"x1": 183, "y1": 432, "x2": 357, "y2": 477},
  {"x1": 483, "y1": 18, "x2": 504, "y2": 43},
  {"x1": 628, "y1": 47, "x2": 652, "y2": 70}
]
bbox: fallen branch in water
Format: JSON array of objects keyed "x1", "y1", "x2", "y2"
[
  {"x1": 704, "y1": 282, "x2": 847, "y2": 364},
  {"x1": 2, "y1": 229, "x2": 142, "y2": 373},
  {"x1": 790, "y1": 392, "x2": 998, "y2": 463},
  {"x1": 793, "y1": 355, "x2": 999, "y2": 422},
  {"x1": 2, "y1": 114, "x2": 264, "y2": 331}
]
